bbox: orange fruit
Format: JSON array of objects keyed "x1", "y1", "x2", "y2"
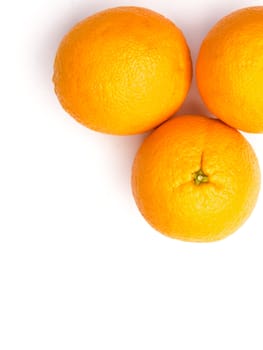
[
  {"x1": 131, "y1": 115, "x2": 260, "y2": 242},
  {"x1": 53, "y1": 6, "x2": 192, "y2": 135},
  {"x1": 196, "y1": 6, "x2": 263, "y2": 133}
]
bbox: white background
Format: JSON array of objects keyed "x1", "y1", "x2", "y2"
[{"x1": 1, "y1": 0, "x2": 263, "y2": 349}]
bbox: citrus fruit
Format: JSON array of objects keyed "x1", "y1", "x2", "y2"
[
  {"x1": 53, "y1": 6, "x2": 192, "y2": 135},
  {"x1": 196, "y1": 6, "x2": 263, "y2": 133},
  {"x1": 131, "y1": 115, "x2": 260, "y2": 242}
]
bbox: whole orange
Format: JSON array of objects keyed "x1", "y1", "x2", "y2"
[
  {"x1": 131, "y1": 115, "x2": 260, "y2": 242},
  {"x1": 53, "y1": 6, "x2": 192, "y2": 135},
  {"x1": 196, "y1": 6, "x2": 263, "y2": 133}
]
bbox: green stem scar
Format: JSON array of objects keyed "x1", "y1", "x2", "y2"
[{"x1": 193, "y1": 169, "x2": 209, "y2": 185}]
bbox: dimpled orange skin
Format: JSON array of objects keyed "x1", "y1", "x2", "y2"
[
  {"x1": 53, "y1": 6, "x2": 192, "y2": 135},
  {"x1": 131, "y1": 115, "x2": 261, "y2": 242},
  {"x1": 196, "y1": 7, "x2": 263, "y2": 133}
]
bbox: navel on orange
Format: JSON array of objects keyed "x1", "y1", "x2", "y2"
[
  {"x1": 131, "y1": 115, "x2": 260, "y2": 242},
  {"x1": 53, "y1": 6, "x2": 192, "y2": 135},
  {"x1": 196, "y1": 6, "x2": 263, "y2": 133}
]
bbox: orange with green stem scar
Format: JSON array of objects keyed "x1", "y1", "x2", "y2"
[{"x1": 131, "y1": 115, "x2": 260, "y2": 242}]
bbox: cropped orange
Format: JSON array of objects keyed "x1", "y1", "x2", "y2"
[{"x1": 196, "y1": 6, "x2": 263, "y2": 133}]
